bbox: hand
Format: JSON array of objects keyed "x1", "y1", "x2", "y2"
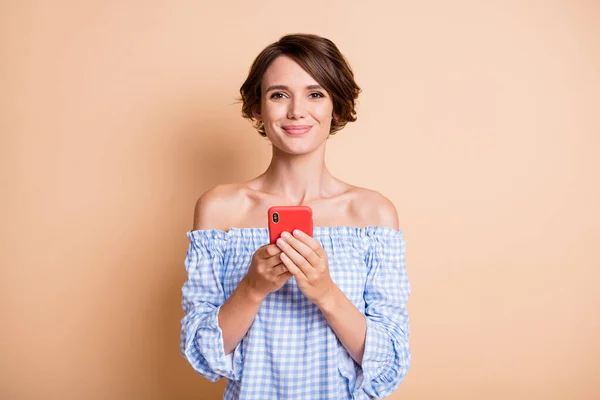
[
  {"x1": 242, "y1": 243, "x2": 292, "y2": 301},
  {"x1": 275, "y1": 229, "x2": 337, "y2": 306}
]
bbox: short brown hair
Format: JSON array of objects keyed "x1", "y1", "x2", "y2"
[{"x1": 240, "y1": 33, "x2": 361, "y2": 137}]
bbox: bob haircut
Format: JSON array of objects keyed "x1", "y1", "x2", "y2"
[{"x1": 240, "y1": 33, "x2": 361, "y2": 137}]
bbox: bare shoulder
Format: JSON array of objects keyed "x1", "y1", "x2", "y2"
[
  {"x1": 192, "y1": 183, "x2": 246, "y2": 231},
  {"x1": 348, "y1": 186, "x2": 400, "y2": 230}
]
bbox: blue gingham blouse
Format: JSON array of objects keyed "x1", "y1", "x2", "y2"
[{"x1": 180, "y1": 226, "x2": 411, "y2": 399}]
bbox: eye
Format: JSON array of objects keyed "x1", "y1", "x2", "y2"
[
  {"x1": 270, "y1": 92, "x2": 287, "y2": 100},
  {"x1": 309, "y1": 92, "x2": 325, "y2": 99}
]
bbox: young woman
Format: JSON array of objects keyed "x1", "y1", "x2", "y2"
[{"x1": 180, "y1": 33, "x2": 411, "y2": 400}]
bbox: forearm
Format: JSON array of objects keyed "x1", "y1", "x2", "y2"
[
  {"x1": 218, "y1": 278, "x2": 264, "y2": 354},
  {"x1": 317, "y1": 286, "x2": 367, "y2": 365}
]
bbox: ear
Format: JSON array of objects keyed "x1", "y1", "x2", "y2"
[{"x1": 252, "y1": 108, "x2": 262, "y2": 120}]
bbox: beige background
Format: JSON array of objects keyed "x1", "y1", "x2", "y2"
[{"x1": 2, "y1": 1, "x2": 599, "y2": 399}]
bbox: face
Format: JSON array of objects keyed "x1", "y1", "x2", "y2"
[{"x1": 257, "y1": 55, "x2": 334, "y2": 154}]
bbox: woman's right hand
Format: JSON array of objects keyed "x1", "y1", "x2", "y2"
[{"x1": 242, "y1": 244, "x2": 292, "y2": 300}]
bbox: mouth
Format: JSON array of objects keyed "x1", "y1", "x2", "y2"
[{"x1": 281, "y1": 125, "x2": 313, "y2": 136}]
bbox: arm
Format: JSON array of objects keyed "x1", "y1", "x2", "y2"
[
  {"x1": 180, "y1": 228, "x2": 240, "y2": 382},
  {"x1": 192, "y1": 186, "x2": 263, "y2": 355},
  {"x1": 330, "y1": 194, "x2": 410, "y2": 398},
  {"x1": 316, "y1": 286, "x2": 368, "y2": 365},
  {"x1": 316, "y1": 194, "x2": 401, "y2": 366},
  {"x1": 218, "y1": 280, "x2": 264, "y2": 354},
  {"x1": 357, "y1": 227, "x2": 411, "y2": 398},
  {"x1": 192, "y1": 185, "x2": 290, "y2": 355},
  {"x1": 180, "y1": 186, "x2": 252, "y2": 381}
]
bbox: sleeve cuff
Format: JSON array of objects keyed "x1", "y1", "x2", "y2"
[
  {"x1": 355, "y1": 317, "x2": 395, "y2": 392},
  {"x1": 182, "y1": 305, "x2": 243, "y2": 382}
]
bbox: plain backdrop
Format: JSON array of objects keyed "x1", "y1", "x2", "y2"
[{"x1": 1, "y1": 1, "x2": 599, "y2": 399}]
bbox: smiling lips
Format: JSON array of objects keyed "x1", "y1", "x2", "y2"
[{"x1": 281, "y1": 125, "x2": 312, "y2": 136}]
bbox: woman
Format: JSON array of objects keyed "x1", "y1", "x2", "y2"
[{"x1": 180, "y1": 33, "x2": 411, "y2": 400}]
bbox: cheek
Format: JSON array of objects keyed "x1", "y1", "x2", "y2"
[
  {"x1": 314, "y1": 103, "x2": 334, "y2": 122},
  {"x1": 262, "y1": 102, "x2": 287, "y2": 121}
]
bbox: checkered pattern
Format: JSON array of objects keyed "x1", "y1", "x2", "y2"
[{"x1": 180, "y1": 226, "x2": 411, "y2": 399}]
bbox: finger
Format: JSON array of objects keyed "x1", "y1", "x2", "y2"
[
  {"x1": 277, "y1": 271, "x2": 292, "y2": 280},
  {"x1": 265, "y1": 253, "x2": 285, "y2": 267},
  {"x1": 262, "y1": 244, "x2": 282, "y2": 259},
  {"x1": 277, "y1": 238, "x2": 313, "y2": 276},
  {"x1": 279, "y1": 252, "x2": 306, "y2": 279},
  {"x1": 279, "y1": 232, "x2": 320, "y2": 267},
  {"x1": 292, "y1": 229, "x2": 327, "y2": 258},
  {"x1": 271, "y1": 264, "x2": 288, "y2": 276}
]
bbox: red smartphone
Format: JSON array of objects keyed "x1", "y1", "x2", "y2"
[{"x1": 268, "y1": 206, "x2": 314, "y2": 245}]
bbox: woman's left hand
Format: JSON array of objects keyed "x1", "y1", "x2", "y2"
[{"x1": 275, "y1": 229, "x2": 337, "y2": 306}]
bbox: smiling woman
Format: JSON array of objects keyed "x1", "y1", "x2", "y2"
[
  {"x1": 251, "y1": 55, "x2": 336, "y2": 153},
  {"x1": 180, "y1": 33, "x2": 411, "y2": 400},
  {"x1": 240, "y1": 33, "x2": 361, "y2": 138}
]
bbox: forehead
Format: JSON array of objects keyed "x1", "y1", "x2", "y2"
[{"x1": 261, "y1": 55, "x2": 318, "y2": 88}]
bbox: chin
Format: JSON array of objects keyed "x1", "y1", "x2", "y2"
[
  {"x1": 280, "y1": 143, "x2": 314, "y2": 155},
  {"x1": 273, "y1": 138, "x2": 320, "y2": 155}
]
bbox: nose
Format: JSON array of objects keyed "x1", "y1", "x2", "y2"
[{"x1": 287, "y1": 98, "x2": 306, "y2": 120}]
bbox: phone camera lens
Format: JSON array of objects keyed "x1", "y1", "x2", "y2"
[{"x1": 273, "y1": 212, "x2": 279, "y2": 223}]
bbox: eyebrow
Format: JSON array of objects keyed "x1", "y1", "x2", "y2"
[{"x1": 264, "y1": 84, "x2": 323, "y2": 93}]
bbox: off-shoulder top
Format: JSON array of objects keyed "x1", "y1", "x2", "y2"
[{"x1": 180, "y1": 226, "x2": 411, "y2": 399}]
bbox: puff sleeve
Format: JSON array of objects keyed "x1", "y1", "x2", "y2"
[
  {"x1": 179, "y1": 230, "x2": 243, "y2": 382},
  {"x1": 353, "y1": 228, "x2": 411, "y2": 398}
]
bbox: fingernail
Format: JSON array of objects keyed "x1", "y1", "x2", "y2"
[
  {"x1": 281, "y1": 231, "x2": 291, "y2": 239},
  {"x1": 276, "y1": 238, "x2": 285, "y2": 246}
]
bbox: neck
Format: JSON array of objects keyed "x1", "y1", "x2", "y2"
[{"x1": 261, "y1": 142, "x2": 334, "y2": 205}]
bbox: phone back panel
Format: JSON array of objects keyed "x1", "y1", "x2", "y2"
[{"x1": 268, "y1": 206, "x2": 313, "y2": 245}]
